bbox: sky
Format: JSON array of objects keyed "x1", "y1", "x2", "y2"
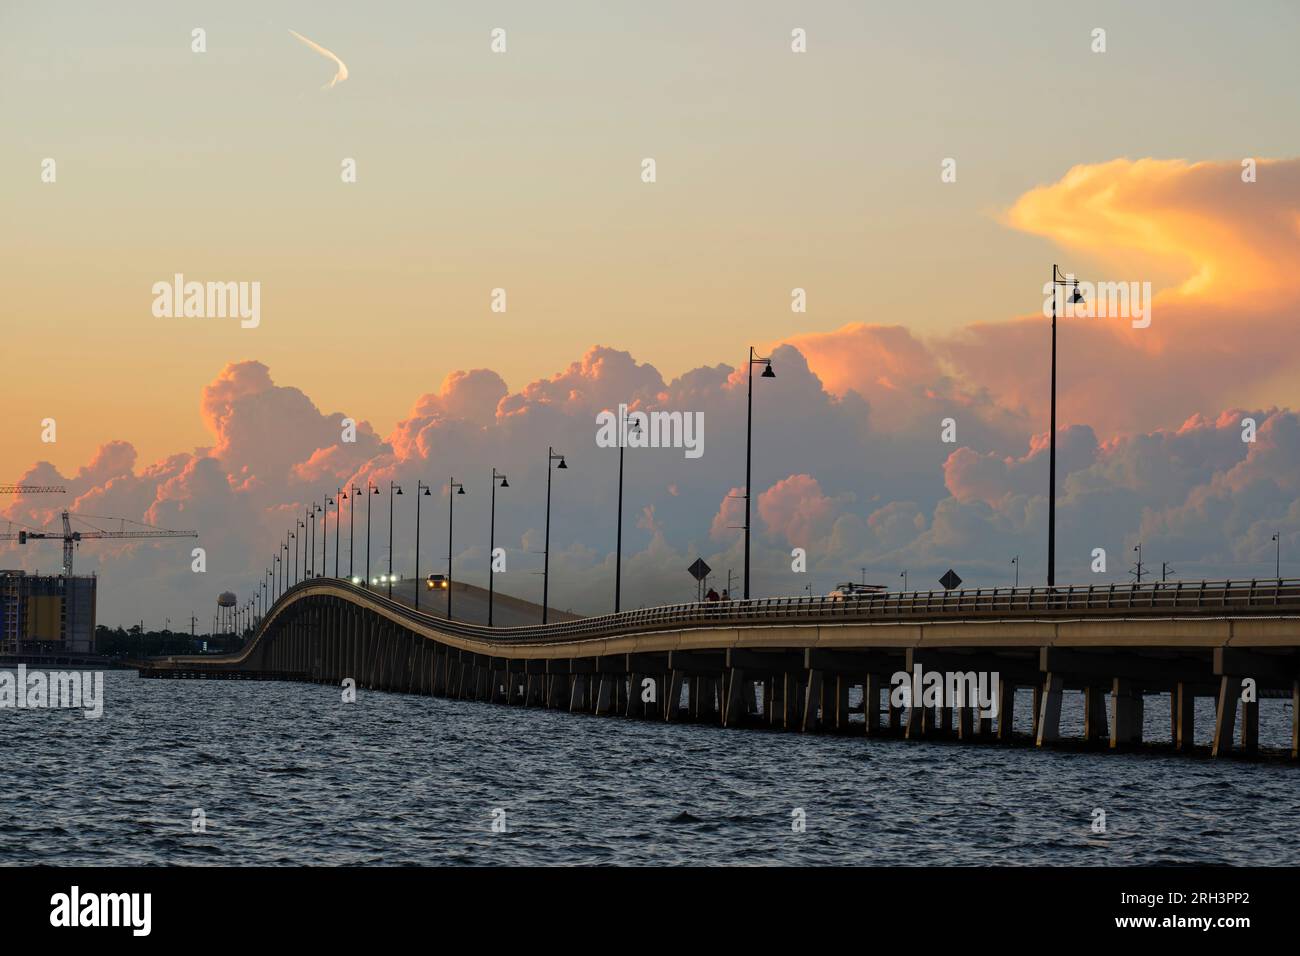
[{"x1": 4, "y1": 1, "x2": 1300, "y2": 626}]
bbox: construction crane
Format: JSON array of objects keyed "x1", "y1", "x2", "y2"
[
  {"x1": 0, "y1": 511, "x2": 198, "y2": 575},
  {"x1": 1, "y1": 484, "x2": 66, "y2": 494}
]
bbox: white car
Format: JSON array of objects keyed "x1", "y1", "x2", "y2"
[{"x1": 826, "y1": 582, "x2": 886, "y2": 601}]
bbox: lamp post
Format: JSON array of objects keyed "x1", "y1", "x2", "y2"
[
  {"x1": 1047, "y1": 264, "x2": 1085, "y2": 588},
  {"x1": 292, "y1": 525, "x2": 300, "y2": 585},
  {"x1": 489, "y1": 469, "x2": 508, "y2": 626},
  {"x1": 615, "y1": 413, "x2": 642, "y2": 613},
  {"x1": 333, "y1": 489, "x2": 342, "y2": 578},
  {"x1": 347, "y1": 485, "x2": 360, "y2": 579},
  {"x1": 309, "y1": 505, "x2": 321, "y2": 577},
  {"x1": 388, "y1": 481, "x2": 403, "y2": 598},
  {"x1": 1273, "y1": 532, "x2": 1281, "y2": 579},
  {"x1": 744, "y1": 346, "x2": 775, "y2": 600},
  {"x1": 900, "y1": 569, "x2": 908, "y2": 592},
  {"x1": 447, "y1": 478, "x2": 465, "y2": 618},
  {"x1": 365, "y1": 482, "x2": 378, "y2": 588},
  {"x1": 321, "y1": 496, "x2": 329, "y2": 577},
  {"x1": 414, "y1": 481, "x2": 431, "y2": 610},
  {"x1": 542, "y1": 447, "x2": 567, "y2": 624},
  {"x1": 1011, "y1": 555, "x2": 1019, "y2": 588}
]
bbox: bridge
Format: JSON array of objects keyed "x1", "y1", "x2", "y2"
[{"x1": 136, "y1": 577, "x2": 1300, "y2": 760}]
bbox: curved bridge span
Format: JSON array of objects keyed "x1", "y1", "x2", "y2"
[{"x1": 138, "y1": 578, "x2": 1300, "y2": 760}]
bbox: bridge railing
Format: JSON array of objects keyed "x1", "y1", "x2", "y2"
[{"x1": 272, "y1": 576, "x2": 1300, "y2": 647}]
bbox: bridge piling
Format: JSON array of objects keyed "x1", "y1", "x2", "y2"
[{"x1": 1036, "y1": 674, "x2": 1064, "y2": 746}]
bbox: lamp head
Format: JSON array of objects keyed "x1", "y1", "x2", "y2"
[
  {"x1": 761, "y1": 363, "x2": 775, "y2": 378},
  {"x1": 500, "y1": 477, "x2": 509, "y2": 488},
  {"x1": 557, "y1": 458, "x2": 567, "y2": 469}
]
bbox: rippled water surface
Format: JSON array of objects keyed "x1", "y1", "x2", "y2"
[{"x1": 3, "y1": 672, "x2": 1298, "y2": 865}]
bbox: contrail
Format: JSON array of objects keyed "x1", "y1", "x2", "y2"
[{"x1": 288, "y1": 29, "x2": 348, "y2": 90}]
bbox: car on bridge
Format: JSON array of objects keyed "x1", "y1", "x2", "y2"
[
  {"x1": 426, "y1": 574, "x2": 449, "y2": 591},
  {"x1": 826, "y1": 582, "x2": 887, "y2": 602}
]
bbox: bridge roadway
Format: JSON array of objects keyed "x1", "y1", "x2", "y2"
[{"x1": 137, "y1": 577, "x2": 1300, "y2": 760}]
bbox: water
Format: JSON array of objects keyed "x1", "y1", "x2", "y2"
[{"x1": 2, "y1": 671, "x2": 1297, "y2": 865}]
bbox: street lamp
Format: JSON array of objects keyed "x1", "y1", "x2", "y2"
[
  {"x1": 292, "y1": 524, "x2": 301, "y2": 585},
  {"x1": 414, "y1": 481, "x2": 431, "y2": 610},
  {"x1": 489, "y1": 469, "x2": 508, "y2": 626},
  {"x1": 330, "y1": 492, "x2": 339, "y2": 578},
  {"x1": 744, "y1": 346, "x2": 775, "y2": 600},
  {"x1": 1047, "y1": 263, "x2": 1085, "y2": 588},
  {"x1": 365, "y1": 482, "x2": 378, "y2": 589},
  {"x1": 447, "y1": 478, "x2": 465, "y2": 618},
  {"x1": 900, "y1": 569, "x2": 908, "y2": 592},
  {"x1": 542, "y1": 447, "x2": 567, "y2": 624},
  {"x1": 1273, "y1": 532, "x2": 1281, "y2": 579},
  {"x1": 309, "y1": 504, "x2": 321, "y2": 577},
  {"x1": 346, "y1": 485, "x2": 360, "y2": 579},
  {"x1": 388, "y1": 481, "x2": 403, "y2": 598},
  {"x1": 615, "y1": 413, "x2": 642, "y2": 613},
  {"x1": 1011, "y1": 555, "x2": 1019, "y2": 588},
  {"x1": 320, "y1": 496, "x2": 329, "y2": 577}
]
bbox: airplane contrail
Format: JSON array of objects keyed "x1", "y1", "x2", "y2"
[{"x1": 288, "y1": 29, "x2": 349, "y2": 90}]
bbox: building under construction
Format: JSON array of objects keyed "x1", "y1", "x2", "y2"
[{"x1": 0, "y1": 570, "x2": 97, "y2": 654}]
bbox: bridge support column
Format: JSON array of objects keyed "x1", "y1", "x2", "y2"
[
  {"x1": 569, "y1": 674, "x2": 588, "y2": 711},
  {"x1": 1293, "y1": 681, "x2": 1299, "y2": 760},
  {"x1": 802, "y1": 670, "x2": 823, "y2": 732},
  {"x1": 1174, "y1": 683, "x2": 1195, "y2": 753},
  {"x1": 789, "y1": 675, "x2": 804, "y2": 729},
  {"x1": 956, "y1": 705, "x2": 974, "y2": 740},
  {"x1": 665, "y1": 671, "x2": 684, "y2": 722},
  {"x1": 1240, "y1": 696, "x2": 1259, "y2": 754},
  {"x1": 863, "y1": 675, "x2": 880, "y2": 736},
  {"x1": 1036, "y1": 674, "x2": 1064, "y2": 746},
  {"x1": 904, "y1": 693, "x2": 921, "y2": 739},
  {"x1": 723, "y1": 669, "x2": 746, "y2": 727},
  {"x1": 626, "y1": 673, "x2": 644, "y2": 717},
  {"x1": 594, "y1": 674, "x2": 614, "y2": 715},
  {"x1": 352, "y1": 609, "x2": 363, "y2": 688},
  {"x1": 1212, "y1": 676, "x2": 1241, "y2": 758},
  {"x1": 996, "y1": 681, "x2": 1016, "y2": 741},
  {"x1": 1110, "y1": 679, "x2": 1143, "y2": 748},
  {"x1": 1084, "y1": 685, "x2": 1110, "y2": 745}
]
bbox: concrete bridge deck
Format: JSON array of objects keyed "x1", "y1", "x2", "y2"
[{"x1": 136, "y1": 577, "x2": 1300, "y2": 760}]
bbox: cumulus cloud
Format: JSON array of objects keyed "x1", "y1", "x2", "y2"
[{"x1": 8, "y1": 157, "x2": 1300, "y2": 623}]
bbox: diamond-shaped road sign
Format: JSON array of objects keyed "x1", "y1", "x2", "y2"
[
  {"x1": 939, "y1": 569, "x2": 962, "y2": 591},
  {"x1": 687, "y1": 558, "x2": 712, "y2": 582}
]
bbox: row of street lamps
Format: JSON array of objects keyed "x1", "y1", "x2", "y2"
[{"x1": 243, "y1": 344, "x2": 779, "y2": 631}]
